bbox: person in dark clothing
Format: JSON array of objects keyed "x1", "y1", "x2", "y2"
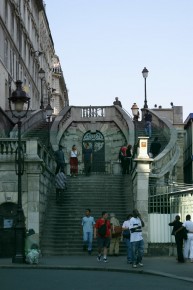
[
  {"x1": 83, "y1": 143, "x2": 92, "y2": 176},
  {"x1": 113, "y1": 97, "x2": 122, "y2": 108},
  {"x1": 125, "y1": 144, "x2": 132, "y2": 174},
  {"x1": 169, "y1": 215, "x2": 185, "y2": 263},
  {"x1": 55, "y1": 145, "x2": 65, "y2": 174},
  {"x1": 144, "y1": 110, "x2": 152, "y2": 137},
  {"x1": 149, "y1": 137, "x2": 161, "y2": 158},
  {"x1": 119, "y1": 146, "x2": 127, "y2": 174}
]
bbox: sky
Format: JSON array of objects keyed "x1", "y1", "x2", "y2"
[{"x1": 45, "y1": 0, "x2": 193, "y2": 121}]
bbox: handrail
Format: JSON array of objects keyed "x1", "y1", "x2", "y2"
[
  {"x1": 148, "y1": 109, "x2": 180, "y2": 178},
  {"x1": 10, "y1": 110, "x2": 46, "y2": 137}
]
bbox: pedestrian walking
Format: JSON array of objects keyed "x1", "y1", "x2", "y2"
[
  {"x1": 109, "y1": 213, "x2": 122, "y2": 256},
  {"x1": 55, "y1": 170, "x2": 67, "y2": 201},
  {"x1": 54, "y1": 144, "x2": 65, "y2": 174},
  {"x1": 183, "y1": 214, "x2": 193, "y2": 262},
  {"x1": 144, "y1": 110, "x2": 152, "y2": 138},
  {"x1": 94, "y1": 211, "x2": 111, "y2": 263},
  {"x1": 70, "y1": 145, "x2": 78, "y2": 177},
  {"x1": 122, "y1": 213, "x2": 133, "y2": 264},
  {"x1": 129, "y1": 209, "x2": 145, "y2": 268},
  {"x1": 81, "y1": 209, "x2": 95, "y2": 255},
  {"x1": 149, "y1": 137, "x2": 161, "y2": 158},
  {"x1": 168, "y1": 215, "x2": 185, "y2": 263},
  {"x1": 82, "y1": 143, "x2": 92, "y2": 176}
]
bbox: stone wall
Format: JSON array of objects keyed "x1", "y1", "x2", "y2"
[{"x1": 0, "y1": 139, "x2": 55, "y2": 236}]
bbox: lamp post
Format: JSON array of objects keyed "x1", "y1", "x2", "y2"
[
  {"x1": 45, "y1": 103, "x2": 53, "y2": 148},
  {"x1": 38, "y1": 68, "x2": 45, "y2": 109},
  {"x1": 8, "y1": 80, "x2": 30, "y2": 263},
  {"x1": 142, "y1": 67, "x2": 149, "y2": 109}
]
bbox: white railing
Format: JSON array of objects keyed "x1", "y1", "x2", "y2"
[{"x1": 148, "y1": 190, "x2": 193, "y2": 243}]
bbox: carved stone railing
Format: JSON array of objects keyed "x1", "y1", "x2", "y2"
[
  {"x1": 81, "y1": 107, "x2": 105, "y2": 118},
  {"x1": 149, "y1": 110, "x2": 180, "y2": 179},
  {"x1": 0, "y1": 138, "x2": 26, "y2": 155}
]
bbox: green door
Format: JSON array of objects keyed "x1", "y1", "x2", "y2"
[{"x1": 82, "y1": 131, "x2": 105, "y2": 172}]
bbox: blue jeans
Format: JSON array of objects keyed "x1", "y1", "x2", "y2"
[
  {"x1": 83, "y1": 231, "x2": 93, "y2": 251},
  {"x1": 145, "y1": 121, "x2": 152, "y2": 138},
  {"x1": 125, "y1": 238, "x2": 132, "y2": 262},
  {"x1": 131, "y1": 239, "x2": 144, "y2": 264}
]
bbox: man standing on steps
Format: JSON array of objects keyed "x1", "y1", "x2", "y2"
[
  {"x1": 94, "y1": 211, "x2": 111, "y2": 263},
  {"x1": 149, "y1": 137, "x2": 161, "y2": 158},
  {"x1": 144, "y1": 110, "x2": 152, "y2": 138},
  {"x1": 81, "y1": 209, "x2": 95, "y2": 255},
  {"x1": 82, "y1": 143, "x2": 92, "y2": 176},
  {"x1": 55, "y1": 170, "x2": 67, "y2": 201},
  {"x1": 54, "y1": 144, "x2": 65, "y2": 174}
]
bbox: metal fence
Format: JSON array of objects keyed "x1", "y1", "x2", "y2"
[{"x1": 148, "y1": 185, "x2": 193, "y2": 243}]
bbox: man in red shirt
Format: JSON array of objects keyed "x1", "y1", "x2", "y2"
[{"x1": 94, "y1": 211, "x2": 111, "y2": 263}]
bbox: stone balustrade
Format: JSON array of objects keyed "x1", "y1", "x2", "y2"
[{"x1": 81, "y1": 106, "x2": 106, "y2": 118}]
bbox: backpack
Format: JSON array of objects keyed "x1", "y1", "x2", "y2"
[
  {"x1": 98, "y1": 222, "x2": 107, "y2": 237},
  {"x1": 112, "y1": 226, "x2": 122, "y2": 238}
]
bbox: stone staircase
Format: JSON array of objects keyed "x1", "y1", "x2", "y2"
[
  {"x1": 135, "y1": 120, "x2": 168, "y2": 153},
  {"x1": 23, "y1": 119, "x2": 54, "y2": 145},
  {"x1": 41, "y1": 175, "x2": 133, "y2": 256}
]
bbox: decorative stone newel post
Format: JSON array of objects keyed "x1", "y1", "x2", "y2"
[{"x1": 134, "y1": 137, "x2": 153, "y2": 254}]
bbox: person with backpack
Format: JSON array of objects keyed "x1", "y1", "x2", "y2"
[{"x1": 94, "y1": 211, "x2": 111, "y2": 263}]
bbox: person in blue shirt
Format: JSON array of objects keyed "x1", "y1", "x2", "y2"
[
  {"x1": 83, "y1": 143, "x2": 92, "y2": 176},
  {"x1": 81, "y1": 209, "x2": 95, "y2": 255}
]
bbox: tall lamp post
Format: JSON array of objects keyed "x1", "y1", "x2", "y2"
[
  {"x1": 38, "y1": 68, "x2": 45, "y2": 109},
  {"x1": 142, "y1": 67, "x2": 149, "y2": 109},
  {"x1": 8, "y1": 80, "x2": 30, "y2": 263}
]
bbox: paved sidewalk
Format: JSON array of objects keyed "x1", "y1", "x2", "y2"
[{"x1": 0, "y1": 255, "x2": 192, "y2": 283}]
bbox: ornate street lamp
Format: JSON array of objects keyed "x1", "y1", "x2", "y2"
[
  {"x1": 38, "y1": 68, "x2": 45, "y2": 109},
  {"x1": 8, "y1": 80, "x2": 30, "y2": 263},
  {"x1": 45, "y1": 103, "x2": 53, "y2": 148},
  {"x1": 142, "y1": 67, "x2": 149, "y2": 109},
  {"x1": 131, "y1": 103, "x2": 139, "y2": 121}
]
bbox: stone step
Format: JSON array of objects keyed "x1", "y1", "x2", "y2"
[{"x1": 41, "y1": 175, "x2": 133, "y2": 255}]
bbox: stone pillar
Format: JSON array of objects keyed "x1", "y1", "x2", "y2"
[
  {"x1": 134, "y1": 137, "x2": 153, "y2": 254},
  {"x1": 25, "y1": 141, "x2": 42, "y2": 235}
]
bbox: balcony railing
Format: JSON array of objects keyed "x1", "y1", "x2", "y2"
[{"x1": 81, "y1": 107, "x2": 105, "y2": 118}]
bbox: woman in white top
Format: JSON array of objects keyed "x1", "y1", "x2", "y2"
[{"x1": 70, "y1": 145, "x2": 78, "y2": 177}]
